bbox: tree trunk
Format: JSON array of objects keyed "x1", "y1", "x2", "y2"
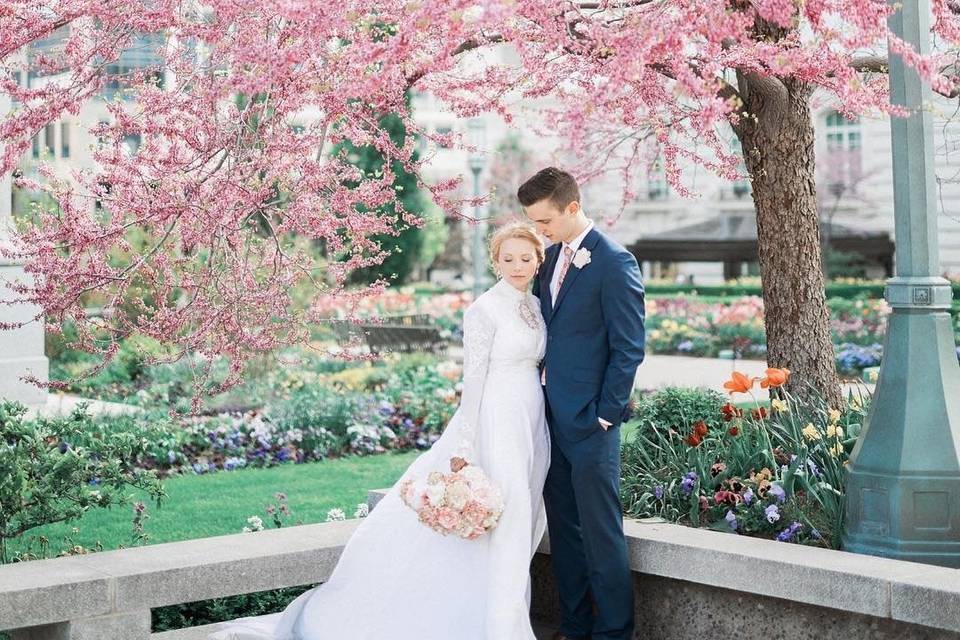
[{"x1": 734, "y1": 76, "x2": 844, "y2": 408}]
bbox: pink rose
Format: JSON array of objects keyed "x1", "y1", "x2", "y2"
[{"x1": 437, "y1": 507, "x2": 459, "y2": 531}]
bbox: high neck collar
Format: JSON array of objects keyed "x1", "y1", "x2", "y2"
[{"x1": 493, "y1": 278, "x2": 528, "y2": 300}]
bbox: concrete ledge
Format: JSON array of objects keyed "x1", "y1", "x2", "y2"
[
  {"x1": 4, "y1": 489, "x2": 959, "y2": 637},
  {"x1": 0, "y1": 520, "x2": 359, "y2": 632},
  {"x1": 625, "y1": 519, "x2": 960, "y2": 630},
  {"x1": 374, "y1": 488, "x2": 960, "y2": 633}
]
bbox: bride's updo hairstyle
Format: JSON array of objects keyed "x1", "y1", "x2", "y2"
[{"x1": 489, "y1": 221, "x2": 546, "y2": 268}]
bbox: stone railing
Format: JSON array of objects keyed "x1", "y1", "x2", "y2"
[
  {"x1": 1, "y1": 489, "x2": 958, "y2": 639},
  {"x1": 0, "y1": 520, "x2": 359, "y2": 640}
]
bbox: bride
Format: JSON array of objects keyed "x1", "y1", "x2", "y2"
[{"x1": 210, "y1": 222, "x2": 551, "y2": 640}]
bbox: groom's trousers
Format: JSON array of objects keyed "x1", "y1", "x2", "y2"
[{"x1": 543, "y1": 405, "x2": 635, "y2": 640}]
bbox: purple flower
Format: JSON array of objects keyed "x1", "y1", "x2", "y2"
[
  {"x1": 769, "y1": 483, "x2": 786, "y2": 504},
  {"x1": 806, "y1": 459, "x2": 822, "y2": 478},
  {"x1": 742, "y1": 488, "x2": 754, "y2": 505},
  {"x1": 811, "y1": 527, "x2": 822, "y2": 540},
  {"x1": 725, "y1": 510, "x2": 738, "y2": 531},
  {"x1": 654, "y1": 485, "x2": 664, "y2": 500},
  {"x1": 776, "y1": 521, "x2": 804, "y2": 542},
  {"x1": 677, "y1": 340, "x2": 694, "y2": 353},
  {"x1": 764, "y1": 504, "x2": 781, "y2": 523},
  {"x1": 681, "y1": 471, "x2": 698, "y2": 496}
]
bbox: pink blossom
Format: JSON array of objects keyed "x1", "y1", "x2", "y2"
[{"x1": 436, "y1": 507, "x2": 459, "y2": 531}]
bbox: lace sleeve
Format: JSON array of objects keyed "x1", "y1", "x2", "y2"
[{"x1": 457, "y1": 302, "x2": 495, "y2": 457}]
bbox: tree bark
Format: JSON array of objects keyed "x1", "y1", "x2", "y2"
[{"x1": 733, "y1": 75, "x2": 844, "y2": 408}]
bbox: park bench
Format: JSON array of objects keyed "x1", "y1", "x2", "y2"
[{"x1": 330, "y1": 313, "x2": 447, "y2": 355}]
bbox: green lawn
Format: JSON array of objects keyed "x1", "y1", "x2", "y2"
[
  {"x1": 9, "y1": 451, "x2": 420, "y2": 558},
  {"x1": 12, "y1": 428, "x2": 639, "y2": 561}
]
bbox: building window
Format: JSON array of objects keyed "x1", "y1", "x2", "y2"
[
  {"x1": 12, "y1": 71, "x2": 22, "y2": 104},
  {"x1": 824, "y1": 110, "x2": 862, "y2": 196},
  {"x1": 435, "y1": 125, "x2": 453, "y2": 149},
  {"x1": 647, "y1": 158, "x2": 669, "y2": 200},
  {"x1": 122, "y1": 133, "x2": 142, "y2": 155},
  {"x1": 61, "y1": 121, "x2": 71, "y2": 158},
  {"x1": 44, "y1": 122, "x2": 56, "y2": 156}
]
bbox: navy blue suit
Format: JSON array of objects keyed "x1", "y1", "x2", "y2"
[{"x1": 533, "y1": 227, "x2": 645, "y2": 640}]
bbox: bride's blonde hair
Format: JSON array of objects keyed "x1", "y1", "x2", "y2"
[{"x1": 489, "y1": 221, "x2": 545, "y2": 268}]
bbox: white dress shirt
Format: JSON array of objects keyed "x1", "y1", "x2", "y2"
[{"x1": 549, "y1": 219, "x2": 594, "y2": 304}]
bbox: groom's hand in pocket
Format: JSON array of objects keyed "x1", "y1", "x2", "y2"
[{"x1": 598, "y1": 417, "x2": 611, "y2": 431}]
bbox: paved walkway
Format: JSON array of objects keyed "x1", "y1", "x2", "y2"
[
  {"x1": 23, "y1": 392, "x2": 141, "y2": 420},
  {"x1": 635, "y1": 354, "x2": 874, "y2": 401},
  {"x1": 449, "y1": 346, "x2": 874, "y2": 401}
]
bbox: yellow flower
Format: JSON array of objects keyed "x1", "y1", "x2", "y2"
[
  {"x1": 771, "y1": 398, "x2": 788, "y2": 413},
  {"x1": 830, "y1": 442, "x2": 845, "y2": 457},
  {"x1": 827, "y1": 424, "x2": 844, "y2": 440},
  {"x1": 828, "y1": 408, "x2": 841, "y2": 424},
  {"x1": 849, "y1": 396, "x2": 863, "y2": 411},
  {"x1": 802, "y1": 423, "x2": 821, "y2": 442}
]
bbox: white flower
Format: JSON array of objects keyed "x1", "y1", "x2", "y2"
[
  {"x1": 245, "y1": 516, "x2": 264, "y2": 531},
  {"x1": 459, "y1": 466, "x2": 484, "y2": 485},
  {"x1": 572, "y1": 247, "x2": 592, "y2": 269},
  {"x1": 425, "y1": 481, "x2": 447, "y2": 507},
  {"x1": 326, "y1": 508, "x2": 346, "y2": 522},
  {"x1": 354, "y1": 503, "x2": 369, "y2": 519},
  {"x1": 446, "y1": 481, "x2": 471, "y2": 510}
]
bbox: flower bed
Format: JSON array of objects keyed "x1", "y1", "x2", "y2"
[
  {"x1": 647, "y1": 295, "x2": 960, "y2": 372},
  {"x1": 58, "y1": 354, "x2": 464, "y2": 478},
  {"x1": 620, "y1": 369, "x2": 866, "y2": 548}
]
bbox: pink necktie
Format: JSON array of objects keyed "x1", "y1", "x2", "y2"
[{"x1": 556, "y1": 245, "x2": 574, "y2": 294}]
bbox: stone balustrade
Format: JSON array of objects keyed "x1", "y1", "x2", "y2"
[{"x1": 0, "y1": 489, "x2": 957, "y2": 639}]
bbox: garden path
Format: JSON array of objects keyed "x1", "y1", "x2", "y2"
[{"x1": 635, "y1": 354, "x2": 875, "y2": 401}]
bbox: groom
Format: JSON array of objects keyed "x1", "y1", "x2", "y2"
[{"x1": 519, "y1": 167, "x2": 645, "y2": 640}]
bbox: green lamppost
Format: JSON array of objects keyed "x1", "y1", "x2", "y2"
[{"x1": 842, "y1": 0, "x2": 960, "y2": 567}]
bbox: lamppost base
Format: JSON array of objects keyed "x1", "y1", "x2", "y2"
[
  {"x1": 843, "y1": 471, "x2": 960, "y2": 568},
  {"x1": 842, "y1": 308, "x2": 960, "y2": 569}
]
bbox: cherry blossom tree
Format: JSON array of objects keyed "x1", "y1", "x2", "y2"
[{"x1": 2, "y1": 0, "x2": 959, "y2": 405}]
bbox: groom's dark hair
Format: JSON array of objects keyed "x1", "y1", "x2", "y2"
[{"x1": 517, "y1": 167, "x2": 580, "y2": 211}]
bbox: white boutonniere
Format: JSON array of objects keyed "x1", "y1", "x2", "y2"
[{"x1": 572, "y1": 247, "x2": 592, "y2": 269}]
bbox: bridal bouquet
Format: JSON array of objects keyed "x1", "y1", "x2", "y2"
[{"x1": 399, "y1": 456, "x2": 505, "y2": 539}]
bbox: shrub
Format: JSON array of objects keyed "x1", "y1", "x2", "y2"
[
  {"x1": 0, "y1": 402, "x2": 165, "y2": 563},
  {"x1": 620, "y1": 384, "x2": 868, "y2": 548}
]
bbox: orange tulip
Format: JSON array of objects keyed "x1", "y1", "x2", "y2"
[
  {"x1": 723, "y1": 371, "x2": 755, "y2": 395},
  {"x1": 760, "y1": 367, "x2": 790, "y2": 389}
]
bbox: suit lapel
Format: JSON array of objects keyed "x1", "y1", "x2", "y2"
[{"x1": 551, "y1": 228, "x2": 601, "y2": 321}]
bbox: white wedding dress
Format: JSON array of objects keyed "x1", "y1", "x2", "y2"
[{"x1": 210, "y1": 278, "x2": 550, "y2": 639}]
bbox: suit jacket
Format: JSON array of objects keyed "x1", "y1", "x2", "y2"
[{"x1": 534, "y1": 227, "x2": 646, "y2": 443}]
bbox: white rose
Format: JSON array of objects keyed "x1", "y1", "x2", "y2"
[
  {"x1": 426, "y1": 481, "x2": 446, "y2": 507},
  {"x1": 459, "y1": 466, "x2": 484, "y2": 485},
  {"x1": 446, "y1": 482, "x2": 471, "y2": 510}
]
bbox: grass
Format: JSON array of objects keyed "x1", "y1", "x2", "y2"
[
  {"x1": 8, "y1": 451, "x2": 420, "y2": 559},
  {"x1": 11, "y1": 424, "x2": 637, "y2": 561}
]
